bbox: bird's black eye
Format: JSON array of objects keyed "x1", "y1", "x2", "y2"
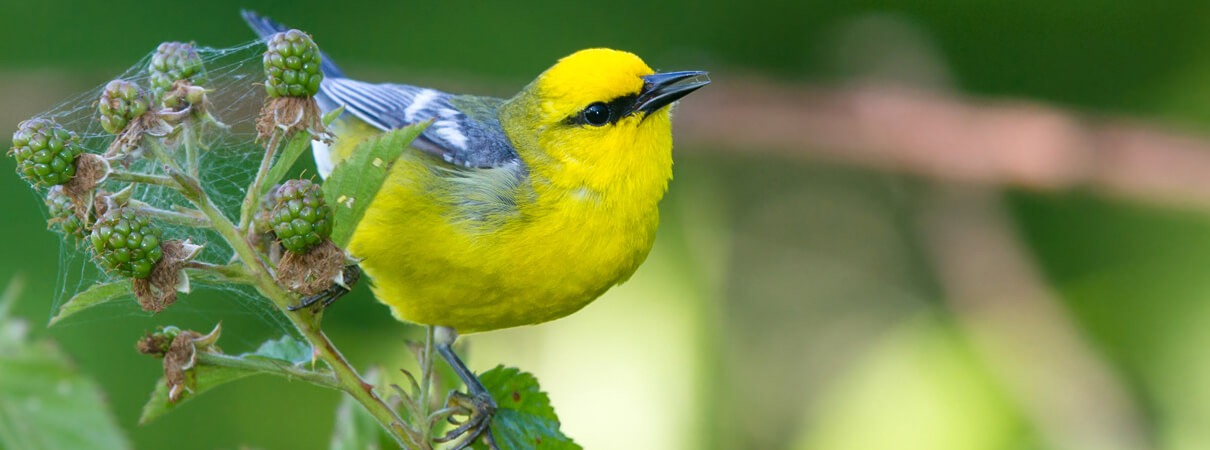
[{"x1": 582, "y1": 102, "x2": 610, "y2": 126}]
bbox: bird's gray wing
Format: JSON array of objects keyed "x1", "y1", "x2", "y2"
[{"x1": 319, "y1": 77, "x2": 520, "y2": 168}]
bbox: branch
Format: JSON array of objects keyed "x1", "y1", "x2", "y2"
[
  {"x1": 107, "y1": 170, "x2": 177, "y2": 188},
  {"x1": 675, "y1": 79, "x2": 1210, "y2": 209},
  {"x1": 125, "y1": 203, "x2": 210, "y2": 228},
  {"x1": 916, "y1": 187, "x2": 1149, "y2": 450}
]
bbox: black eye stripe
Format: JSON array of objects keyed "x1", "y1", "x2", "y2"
[{"x1": 563, "y1": 93, "x2": 639, "y2": 126}]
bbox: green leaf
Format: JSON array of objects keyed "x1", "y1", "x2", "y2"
[
  {"x1": 0, "y1": 276, "x2": 131, "y2": 450},
  {"x1": 259, "y1": 106, "x2": 344, "y2": 196},
  {"x1": 138, "y1": 364, "x2": 258, "y2": 425},
  {"x1": 474, "y1": 366, "x2": 580, "y2": 450},
  {"x1": 48, "y1": 281, "x2": 132, "y2": 326},
  {"x1": 330, "y1": 368, "x2": 391, "y2": 450},
  {"x1": 322, "y1": 121, "x2": 431, "y2": 248},
  {"x1": 245, "y1": 334, "x2": 312, "y2": 365},
  {"x1": 261, "y1": 130, "x2": 314, "y2": 196},
  {"x1": 140, "y1": 335, "x2": 312, "y2": 424}
]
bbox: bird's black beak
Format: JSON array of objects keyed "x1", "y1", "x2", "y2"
[{"x1": 632, "y1": 71, "x2": 710, "y2": 117}]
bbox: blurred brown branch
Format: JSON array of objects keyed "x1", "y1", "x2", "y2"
[
  {"x1": 678, "y1": 78, "x2": 1210, "y2": 209},
  {"x1": 918, "y1": 188, "x2": 1150, "y2": 450}
]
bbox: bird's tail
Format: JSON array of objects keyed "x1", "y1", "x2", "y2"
[{"x1": 240, "y1": 10, "x2": 346, "y2": 79}]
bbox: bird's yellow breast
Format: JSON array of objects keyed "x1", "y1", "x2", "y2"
[{"x1": 338, "y1": 110, "x2": 673, "y2": 333}]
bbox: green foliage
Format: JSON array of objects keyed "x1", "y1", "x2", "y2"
[
  {"x1": 322, "y1": 121, "x2": 430, "y2": 248},
  {"x1": 259, "y1": 106, "x2": 344, "y2": 197},
  {"x1": 261, "y1": 130, "x2": 313, "y2": 195},
  {"x1": 0, "y1": 277, "x2": 130, "y2": 450},
  {"x1": 476, "y1": 366, "x2": 580, "y2": 450},
  {"x1": 140, "y1": 334, "x2": 314, "y2": 424},
  {"x1": 48, "y1": 280, "x2": 132, "y2": 325},
  {"x1": 139, "y1": 363, "x2": 257, "y2": 425},
  {"x1": 246, "y1": 334, "x2": 312, "y2": 365}
]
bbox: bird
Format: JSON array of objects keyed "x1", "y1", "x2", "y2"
[{"x1": 243, "y1": 11, "x2": 708, "y2": 448}]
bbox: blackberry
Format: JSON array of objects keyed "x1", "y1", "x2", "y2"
[
  {"x1": 46, "y1": 186, "x2": 86, "y2": 239},
  {"x1": 90, "y1": 209, "x2": 163, "y2": 279},
  {"x1": 148, "y1": 42, "x2": 205, "y2": 99},
  {"x1": 9, "y1": 118, "x2": 83, "y2": 186},
  {"x1": 98, "y1": 80, "x2": 150, "y2": 135},
  {"x1": 263, "y1": 29, "x2": 323, "y2": 98},
  {"x1": 271, "y1": 179, "x2": 333, "y2": 253}
]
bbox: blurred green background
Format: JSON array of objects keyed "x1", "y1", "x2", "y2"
[{"x1": 6, "y1": 0, "x2": 1210, "y2": 449}]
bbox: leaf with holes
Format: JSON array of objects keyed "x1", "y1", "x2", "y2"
[
  {"x1": 322, "y1": 120, "x2": 430, "y2": 248},
  {"x1": 473, "y1": 366, "x2": 580, "y2": 450}
]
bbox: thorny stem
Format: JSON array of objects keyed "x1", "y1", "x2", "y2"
[
  {"x1": 239, "y1": 130, "x2": 281, "y2": 233},
  {"x1": 141, "y1": 134, "x2": 413, "y2": 447},
  {"x1": 195, "y1": 352, "x2": 337, "y2": 389}
]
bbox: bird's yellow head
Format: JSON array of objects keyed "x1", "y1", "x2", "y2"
[{"x1": 502, "y1": 48, "x2": 708, "y2": 196}]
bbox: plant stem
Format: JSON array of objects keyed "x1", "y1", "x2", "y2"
[
  {"x1": 419, "y1": 325, "x2": 437, "y2": 442},
  {"x1": 126, "y1": 204, "x2": 210, "y2": 228},
  {"x1": 183, "y1": 262, "x2": 251, "y2": 285},
  {"x1": 239, "y1": 131, "x2": 282, "y2": 232},
  {"x1": 195, "y1": 352, "x2": 338, "y2": 389},
  {"x1": 143, "y1": 134, "x2": 413, "y2": 447},
  {"x1": 108, "y1": 170, "x2": 177, "y2": 188},
  {"x1": 183, "y1": 121, "x2": 200, "y2": 179}
]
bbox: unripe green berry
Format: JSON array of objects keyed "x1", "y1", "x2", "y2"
[
  {"x1": 9, "y1": 118, "x2": 83, "y2": 186},
  {"x1": 148, "y1": 42, "x2": 205, "y2": 99},
  {"x1": 271, "y1": 179, "x2": 333, "y2": 253},
  {"x1": 46, "y1": 186, "x2": 86, "y2": 239},
  {"x1": 98, "y1": 80, "x2": 150, "y2": 135},
  {"x1": 90, "y1": 209, "x2": 163, "y2": 279},
  {"x1": 263, "y1": 30, "x2": 323, "y2": 98}
]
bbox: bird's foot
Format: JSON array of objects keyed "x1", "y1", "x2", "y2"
[{"x1": 435, "y1": 390, "x2": 498, "y2": 450}]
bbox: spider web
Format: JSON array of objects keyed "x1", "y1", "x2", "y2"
[{"x1": 26, "y1": 40, "x2": 302, "y2": 343}]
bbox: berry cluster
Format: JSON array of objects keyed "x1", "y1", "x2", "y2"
[
  {"x1": 263, "y1": 29, "x2": 323, "y2": 98},
  {"x1": 90, "y1": 209, "x2": 164, "y2": 279},
  {"x1": 46, "y1": 186, "x2": 86, "y2": 239},
  {"x1": 9, "y1": 118, "x2": 83, "y2": 186},
  {"x1": 271, "y1": 179, "x2": 333, "y2": 253},
  {"x1": 148, "y1": 42, "x2": 205, "y2": 98},
  {"x1": 98, "y1": 80, "x2": 150, "y2": 134}
]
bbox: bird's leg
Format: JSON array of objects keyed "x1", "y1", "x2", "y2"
[
  {"x1": 431, "y1": 326, "x2": 498, "y2": 450},
  {"x1": 288, "y1": 264, "x2": 361, "y2": 311}
]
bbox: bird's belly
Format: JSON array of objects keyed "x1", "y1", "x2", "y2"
[{"x1": 347, "y1": 157, "x2": 658, "y2": 333}]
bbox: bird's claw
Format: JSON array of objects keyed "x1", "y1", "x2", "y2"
[{"x1": 434, "y1": 390, "x2": 498, "y2": 450}]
